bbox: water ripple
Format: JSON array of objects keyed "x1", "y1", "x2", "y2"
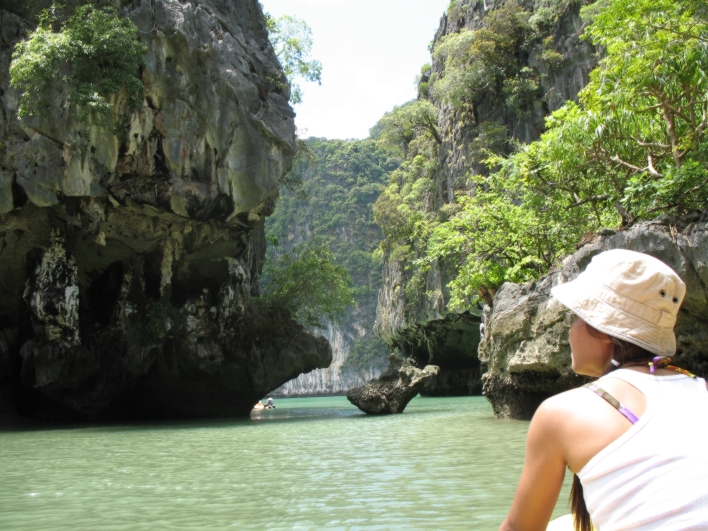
[{"x1": 0, "y1": 396, "x2": 570, "y2": 530}]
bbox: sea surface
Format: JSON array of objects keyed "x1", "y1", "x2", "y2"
[{"x1": 0, "y1": 396, "x2": 571, "y2": 530}]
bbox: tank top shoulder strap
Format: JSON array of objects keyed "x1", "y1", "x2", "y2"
[{"x1": 583, "y1": 382, "x2": 639, "y2": 424}]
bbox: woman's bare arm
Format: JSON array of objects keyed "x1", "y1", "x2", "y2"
[{"x1": 498, "y1": 400, "x2": 567, "y2": 531}]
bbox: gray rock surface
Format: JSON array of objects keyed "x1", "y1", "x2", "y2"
[
  {"x1": 374, "y1": 0, "x2": 596, "y2": 393},
  {"x1": 347, "y1": 354, "x2": 440, "y2": 414},
  {"x1": 480, "y1": 215, "x2": 708, "y2": 419},
  {"x1": 0, "y1": 1, "x2": 332, "y2": 421},
  {"x1": 272, "y1": 320, "x2": 384, "y2": 397}
]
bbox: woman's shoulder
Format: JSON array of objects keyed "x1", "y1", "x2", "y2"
[
  {"x1": 529, "y1": 387, "x2": 599, "y2": 442},
  {"x1": 531, "y1": 385, "x2": 623, "y2": 440},
  {"x1": 536, "y1": 386, "x2": 594, "y2": 419}
]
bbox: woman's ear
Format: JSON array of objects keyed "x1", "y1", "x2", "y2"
[
  {"x1": 598, "y1": 333, "x2": 613, "y2": 345},
  {"x1": 583, "y1": 321, "x2": 613, "y2": 344}
]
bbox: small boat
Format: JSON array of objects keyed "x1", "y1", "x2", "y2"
[{"x1": 252, "y1": 403, "x2": 275, "y2": 410}]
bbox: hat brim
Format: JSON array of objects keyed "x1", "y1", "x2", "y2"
[{"x1": 551, "y1": 280, "x2": 676, "y2": 357}]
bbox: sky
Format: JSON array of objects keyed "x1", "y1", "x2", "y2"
[{"x1": 259, "y1": 0, "x2": 451, "y2": 140}]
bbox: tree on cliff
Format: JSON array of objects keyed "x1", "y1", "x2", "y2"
[
  {"x1": 432, "y1": 0, "x2": 541, "y2": 117},
  {"x1": 264, "y1": 12, "x2": 322, "y2": 104},
  {"x1": 9, "y1": 4, "x2": 147, "y2": 130},
  {"x1": 259, "y1": 238, "x2": 354, "y2": 329},
  {"x1": 423, "y1": 0, "x2": 708, "y2": 309},
  {"x1": 374, "y1": 100, "x2": 442, "y2": 157},
  {"x1": 265, "y1": 138, "x2": 393, "y2": 370}
]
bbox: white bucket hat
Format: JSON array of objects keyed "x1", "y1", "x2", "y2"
[{"x1": 551, "y1": 249, "x2": 686, "y2": 356}]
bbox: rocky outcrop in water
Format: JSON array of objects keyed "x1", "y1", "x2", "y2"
[
  {"x1": 347, "y1": 354, "x2": 440, "y2": 414},
  {"x1": 480, "y1": 215, "x2": 708, "y2": 419},
  {"x1": 0, "y1": 0, "x2": 332, "y2": 421},
  {"x1": 374, "y1": 0, "x2": 596, "y2": 393}
]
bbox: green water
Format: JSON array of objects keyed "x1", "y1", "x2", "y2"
[{"x1": 0, "y1": 396, "x2": 571, "y2": 530}]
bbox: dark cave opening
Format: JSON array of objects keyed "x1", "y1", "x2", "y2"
[
  {"x1": 11, "y1": 176, "x2": 28, "y2": 209},
  {"x1": 152, "y1": 134, "x2": 171, "y2": 177},
  {"x1": 87, "y1": 261, "x2": 125, "y2": 327},
  {"x1": 142, "y1": 252, "x2": 163, "y2": 301},
  {"x1": 170, "y1": 259, "x2": 230, "y2": 308}
]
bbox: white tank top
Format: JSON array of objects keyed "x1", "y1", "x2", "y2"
[{"x1": 577, "y1": 369, "x2": 708, "y2": 530}]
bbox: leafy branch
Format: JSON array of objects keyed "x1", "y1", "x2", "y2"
[{"x1": 10, "y1": 4, "x2": 147, "y2": 131}]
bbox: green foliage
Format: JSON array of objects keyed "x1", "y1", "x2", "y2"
[
  {"x1": 373, "y1": 0, "x2": 591, "y2": 311},
  {"x1": 279, "y1": 137, "x2": 317, "y2": 200},
  {"x1": 469, "y1": 121, "x2": 509, "y2": 161},
  {"x1": 373, "y1": 133, "x2": 439, "y2": 256},
  {"x1": 564, "y1": 0, "x2": 708, "y2": 219},
  {"x1": 373, "y1": 130, "x2": 441, "y2": 304},
  {"x1": 447, "y1": 0, "x2": 463, "y2": 20},
  {"x1": 264, "y1": 13, "x2": 322, "y2": 104},
  {"x1": 540, "y1": 35, "x2": 564, "y2": 69},
  {"x1": 502, "y1": 67, "x2": 540, "y2": 117},
  {"x1": 374, "y1": 100, "x2": 442, "y2": 156},
  {"x1": 528, "y1": 0, "x2": 582, "y2": 31},
  {"x1": 432, "y1": 0, "x2": 536, "y2": 110},
  {"x1": 259, "y1": 238, "x2": 353, "y2": 328},
  {"x1": 10, "y1": 4, "x2": 147, "y2": 130},
  {"x1": 266, "y1": 138, "x2": 394, "y2": 331},
  {"x1": 341, "y1": 335, "x2": 390, "y2": 372},
  {"x1": 422, "y1": 0, "x2": 708, "y2": 307},
  {"x1": 416, "y1": 63, "x2": 433, "y2": 98},
  {"x1": 431, "y1": 0, "x2": 589, "y2": 113},
  {"x1": 125, "y1": 301, "x2": 170, "y2": 344}
]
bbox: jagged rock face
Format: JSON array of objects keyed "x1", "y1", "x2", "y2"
[
  {"x1": 272, "y1": 320, "x2": 383, "y2": 397},
  {"x1": 432, "y1": 0, "x2": 596, "y2": 184},
  {"x1": 376, "y1": 251, "x2": 483, "y2": 396},
  {"x1": 263, "y1": 137, "x2": 391, "y2": 397},
  {"x1": 374, "y1": 0, "x2": 596, "y2": 393},
  {"x1": 480, "y1": 216, "x2": 708, "y2": 419},
  {"x1": 0, "y1": 0, "x2": 334, "y2": 421},
  {"x1": 347, "y1": 354, "x2": 440, "y2": 414},
  {"x1": 2, "y1": 0, "x2": 294, "y2": 217}
]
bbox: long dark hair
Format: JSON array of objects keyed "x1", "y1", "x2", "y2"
[
  {"x1": 570, "y1": 322, "x2": 656, "y2": 531},
  {"x1": 571, "y1": 475, "x2": 592, "y2": 531}
]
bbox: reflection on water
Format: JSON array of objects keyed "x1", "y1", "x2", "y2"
[{"x1": 0, "y1": 396, "x2": 570, "y2": 530}]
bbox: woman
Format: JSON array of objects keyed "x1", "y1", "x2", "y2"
[{"x1": 499, "y1": 249, "x2": 708, "y2": 531}]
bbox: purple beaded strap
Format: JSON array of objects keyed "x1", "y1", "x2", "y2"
[{"x1": 584, "y1": 383, "x2": 639, "y2": 424}]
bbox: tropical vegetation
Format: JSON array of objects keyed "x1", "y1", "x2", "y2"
[
  {"x1": 9, "y1": 4, "x2": 147, "y2": 130},
  {"x1": 264, "y1": 12, "x2": 322, "y2": 104},
  {"x1": 265, "y1": 138, "x2": 396, "y2": 370},
  {"x1": 258, "y1": 238, "x2": 354, "y2": 329},
  {"x1": 374, "y1": 0, "x2": 708, "y2": 311}
]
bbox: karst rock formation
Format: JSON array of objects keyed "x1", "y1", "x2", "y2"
[
  {"x1": 375, "y1": 0, "x2": 596, "y2": 396},
  {"x1": 0, "y1": 0, "x2": 331, "y2": 423},
  {"x1": 347, "y1": 354, "x2": 440, "y2": 414}
]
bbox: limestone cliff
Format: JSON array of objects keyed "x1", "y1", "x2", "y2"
[
  {"x1": 480, "y1": 214, "x2": 708, "y2": 419},
  {"x1": 375, "y1": 0, "x2": 597, "y2": 394},
  {"x1": 0, "y1": 0, "x2": 331, "y2": 422},
  {"x1": 265, "y1": 138, "x2": 391, "y2": 397},
  {"x1": 272, "y1": 319, "x2": 383, "y2": 397}
]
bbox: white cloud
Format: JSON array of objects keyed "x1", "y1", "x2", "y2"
[{"x1": 260, "y1": 0, "x2": 450, "y2": 139}]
